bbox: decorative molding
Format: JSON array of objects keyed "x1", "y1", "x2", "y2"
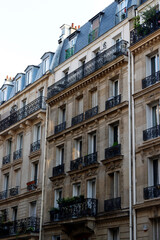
[{"x1": 105, "y1": 160, "x2": 122, "y2": 172}]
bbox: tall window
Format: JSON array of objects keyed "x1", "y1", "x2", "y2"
[
  {"x1": 2, "y1": 88, "x2": 7, "y2": 101},
  {"x1": 108, "y1": 228, "x2": 119, "y2": 240},
  {"x1": 58, "y1": 107, "x2": 66, "y2": 124},
  {"x1": 87, "y1": 179, "x2": 96, "y2": 198},
  {"x1": 73, "y1": 183, "x2": 81, "y2": 197},
  {"x1": 4, "y1": 174, "x2": 9, "y2": 194},
  {"x1": 88, "y1": 132, "x2": 96, "y2": 154},
  {"x1": 16, "y1": 78, "x2": 21, "y2": 92},
  {"x1": 77, "y1": 97, "x2": 83, "y2": 115},
  {"x1": 12, "y1": 207, "x2": 17, "y2": 221},
  {"x1": 146, "y1": 102, "x2": 160, "y2": 128},
  {"x1": 148, "y1": 158, "x2": 160, "y2": 187},
  {"x1": 34, "y1": 124, "x2": 41, "y2": 142},
  {"x1": 109, "y1": 123, "x2": 119, "y2": 147},
  {"x1": 31, "y1": 162, "x2": 38, "y2": 185},
  {"x1": 15, "y1": 169, "x2": 21, "y2": 187},
  {"x1": 74, "y1": 138, "x2": 82, "y2": 159},
  {"x1": 7, "y1": 139, "x2": 12, "y2": 155},
  {"x1": 146, "y1": 53, "x2": 159, "y2": 77},
  {"x1": 109, "y1": 172, "x2": 120, "y2": 199},
  {"x1": 26, "y1": 70, "x2": 32, "y2": 85},
  {"x1": 43, "y1": 57, "x2": 49, "y2": 73},
  {"x1": 56, "y1": 145, "x2": 64, "y2": 165},
  {"x1": 88, "y1": 16, "x2": 100, "y2": 43},
  {"x1": 54, "y1": 188, "x2": 62, "y2": 208},
  {"x1": 91, "y1": 90, "x2": 97, "y2": 108},
  {"x1": 29, "y1": 201, "x2": 36, "y2": 217},
  {"x1": 17, "y1": 133, "x2": 23, "y2": 150}
]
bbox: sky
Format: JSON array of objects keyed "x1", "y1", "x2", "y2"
[{"x1": 0, "y1": 0, "x2": 114, "y2": 87}]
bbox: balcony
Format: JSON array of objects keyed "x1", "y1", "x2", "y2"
[
  {"x1": 115, "y1": 7, "x2": 127, "y2": 25},
  {"x1": 0, "y1": 96, "x2": 46, "y2": 132},
  {"x1": 104, "y1": 197, "x2": 121, "y2": 212},
  {"x1": 13, "y1": 149, "x2": 22, "y2": 160},
  {"x1": 105, "y1": 95, "x2": 121, "y2": 110},
  {"x1": 143, "y1": 125, "x2": 160, "y2": 141},
  {"x1": 144, "y1": 185, "x2": 160, "y2": 200},
  {"x1": 54, "y1": 122, "x2": 66, "y2": 134},
  {"x1": 52, "y1": 164, "x2": 64, "y2": 177},
  {"x1": 70, "y1": 157, "x2": 83, "y2": 171},
  {"x1": 72, "y1": 113, "x2": 84, "y2": 126},
  {"x1": 27, "y1": 180, "x2": 37, "y2": 191},
  {"x1": 0, "y1": 187, "x2": 19, "y2": 200},
  {"x1": 50, "y1": 198, "x2": 98, "y2": 222},
  {"x1": 105, "y1": 144, "x2": 121, "y2": 159},
  {"x1": 47, "y1": 40, "x2": 128, "y2": 99},
  {"x1": 85, "y1": 106, "x2": 98, "y2": 120},
  {"x1": 2, "y1": 154, "x2": 10, "y2": 165},
  {"x1": 88, "y1": 28, "x2": 99, "y2": 43},
  {"x1": 30, "y1": 140, "x2": 40, "y2": 153},
  {"x1": 130, "y1": 11, "x2": 160, "y2": 46},
  {"x1": 0, "y1": 190, "x2": 7, "y2": 200},
  {"x1": 142, "y1": 71, "x2": 160, "y2": 89},
  {"x1": 84, "y1": 152, "x2": 97, "y2": 167},
  {"x1": 0, "y1": 216, "x2": 40, "y2": 237}
]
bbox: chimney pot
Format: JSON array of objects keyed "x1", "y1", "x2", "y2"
[
  {"x1": 75, "y1": 26, "x2": 77, "y2": 29},
  {"x1": 71, "y1": 23, "x2": 74, "y2": 28},
  {"x1": 78, "y1": 25, "x2": 80, "y2": 29}
]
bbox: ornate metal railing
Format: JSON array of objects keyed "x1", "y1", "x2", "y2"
[
  {"x1": 105, "y1": 144, "x2": 121, "y2": 159},
  {"x1": 0, "y1": 190, "x2": 7, "y2": 200},
  {"x1": 70, "y1": 157, "x2": 83, "y2": 171},
  {"x1": 72, "y1": 113, "x2": 84, "y2": 126},
  {"x1": 0, "y1": 217, "x2": 40, "y2": 237},
  {"x1": 13, "y1": 149, "x2": 22, "y2": 160},
  {"x1": 30, "y1": 140, "x2": 40, "y2": 153},
  {"x1": 55, "y1": 122, "x2": 66, "y2": 134},
  {"x1": 144, "y1": 185, "x2": 160, "y2": 200},
  {"x1": 47, "y1": 40, "x2": 128, "y2": 99},
  {"x1": 9, "y1": 186, "x2": 19, "y2": 197},
  {"x1": 50, "y1": 198, "x2": 98, "y2": 221},
  {"x1": 84, "y1": 152, "x2": 97, "y2": 167},
  {"x1": 143, "y1": 124, "x2": 160, "y2": 141},
  {"x1": 26, "y1": 180, "x2": 37, "y2": 191},
  {"x1": 85, "y1": 106, "x2": 98, "y2": 120},
  {"x1": 105, "y1": 95, "x2": 121, "y2": 110},
  {"x1": 142, "y1": 71, "x2": 160, "y2": 89},
  {"x1": 104, "y1": 197, "x2": 121, "y2": 212},
  {"x1": 115, "y1": 7, "x2": 127, "y2": 24},
  {"x1": 88, "y1": 28, "x2": 99, "y2": 43},
  {"x1": 130, "y1": 11, "x2": 160, "y2": 45},
  {"x1": 0, "y1": 96, "x2": 46, "y2": 132},
  {"x1": 2, "y1": 154, "x2": 10, "y2": 165},
  {"x1": 52, "y1": 164, "x2": 64, "y2": 177}
]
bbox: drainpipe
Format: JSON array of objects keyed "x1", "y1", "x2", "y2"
[
  {"x1": 131, "y1": 51, "x2": 137, "y2": 240},
  {"x1": 128, "y1": 49, "x2": 132, "y2": 240},
  {"x1": 39, "y1": 102, "x2": 49, "y2": 240}
]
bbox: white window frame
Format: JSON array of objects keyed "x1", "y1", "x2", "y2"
[
  {"x1": 73, "y1": 183, "x2": 81, "y2": 197},
  {"x1": 58, "y1": 107, "x2": 66, "y2": 124},
  {"x1": 2, "y1": 88, "x2": 7, "y2": 101},
  {"x1": 77, "y1": 97, "x2": 83, "y2": 115},
  {"x1": 146, "y1": 53, "x2": 159, "y2": 77},
  {"x1": 91, "y1": 90, "x2": 97, "y2": 108},
  {"x1": 87, "y1": 179, "x2": 96, "y2": 198},
  {"x1": 109, "y1": 123, "x2": 119, "y2": 147},
  {"x1": 31, "y1": 162, "x2": 39, "y2": 184},
  {"x1": 43, "y1": 57, "x2": 49, "y2": 73},
  {"x1": 17, "y1": 133, "x2": 23, "y2": 150},
  {"x1": 56, "y1": 145, "x2": 64, "y2": 165},
  {"x1": 148, "y1": 158, "x2": 160, "y2": 187},
  {"x1": 15, "y1": 169, "x2": 21, "y2": 187},
  {"x1": 146, "y1": 101, "x2": 160, "y2": 128},
  {"x1": 109, "y1": 171, "x2": 120, "y2": 199},
  {"x1": 108, "y1": 228, "x2": 120, "y2": 240},
  {"x1": 74, "y1": 138, "x2": 82, "y2": 159},
  {"x1": 4, "y1": 174, "x2": 9, "y2": 191},
  {"x1": 26, "y1": 70, "x2": 32, "y2": 85},
  {"x1": 34, "y1": 124, "x2": 41, "y2": 142},
  {"x1": 54, "y1": 188, "x2": 62, "y2": 208},
  {"x1": 88, "y1": 132, "x2": 96, "y2": 154},
  {"x1": 16, "y1": 78, "x2": 21, "y2": 92},
  {"x1": 29, "y1": 201, "x2": 37, "y2": 217}
]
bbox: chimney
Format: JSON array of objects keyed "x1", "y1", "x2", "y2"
[
  {"x1": 78, "y1": 25, "x2": 80, "y2": 29},
  {"x1": 58, "y1": 24, "x2": 70, "y2": 44}
]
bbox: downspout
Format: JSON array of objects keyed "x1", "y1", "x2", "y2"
[
  {"x1": 39, "y1": 102, "x2": 49, "y2": 240},
  {"x1": 128, "y1": 49, "x2": 132, "y2": 240},
  {"x1": 131, "y1": 51, "x2": 137, "y2": 240}
]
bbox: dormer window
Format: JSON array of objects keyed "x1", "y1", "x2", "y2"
[
  {"x1": 43, "y1": 57, "x2": 49, "y2": 73},
  {"x1": 16, "y1": 78, "x2": 21, "y2": 92},
  {"x1": 2, "y1": 88, "x2": 7, "y2": 102},
  {"x1": 26, "y1": 70, "x2": 32, "y2": 85},
  {"x1": 88, "y1": 12, "x2": 104, "y2": 44},
  {"x1": 115, "y1": 0, "x2": 128, "y2": 24},
  {"x1": 65, "y1": 35, "x2": 77, "y2": 60}
]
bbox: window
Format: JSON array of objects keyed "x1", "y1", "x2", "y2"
[
  {"x1": 26, "y1": 70, "x2": 32, "y2": 85},
  {"x1": 31, "y1": 162, "x2": 38, "y2": 185},
  {"x1": 12, "y1": 207, "x2": 17, "y2": 221},
  {"x1": 91, "y1": 90, "x2": 97, "y2": 108},
  {"x1": 73, "y1": 183, "x2": 81, "y2": 197},
  {"x1": 17, "y1": 133, "x2": 23, "y2": 150},
  {"x1": 87, "y1": 179, "x2": 96, "y2": 198},
  {"x1": 58, "y1": 107, "x2": 66, "y2": 124},
  {"x1": 39, "y1": 88, "x2": 44, "y2": 97},
  {"x1": 54, "y1": 188, "x2": 62, "y2": 208},
  {"x1": 88, "y1": 16, "x2": 100, "y2": 43},
  {"x1": 108, "y1": 228, "x2": 119, "y2": 240},
  {"x1": 2, "y1": 88, "x2": 7, "y2": 101},
  {"x1": 65, "y1": 36, "x2": 77, "y2": 59},
  {"x1": 43, "y1": 57, "x2": 49, "y2": 73},
  {"x1": 16, "y1": 78, "x2": 21, "y2": 92},
  {"x1": 152, "y1": 218, "x2": 160, "y2": 240},
  {"x1": 0, "y1": 209, "x2": 7, "y2": 222},
  {"x1": 146, "y1": 53, "x2": 159, "y2": 77},
  {"x1": 109, "y1": 123, "x2": 119, "y2": 147},
  {"x1": 15, "y1": 169, "x2": 21, "y2": 187},
  {"x1": 34, "y1": 124, "x2": 41, "y2": 142},
  {"x1": 52, "y1": 235, "x2": 60, "y2": 240},
  {"x1": 77, "y1": 97, "x2": 83, "y2": 115},
  {"x1": 146, "y1": 102, "x2": 160, "y2": 128},
  {"x1": 7, "y1": 139, "x2": 12, "y2": 155},
  {"x1": 88, "y1": 132, "x2": 96, "y2": 154},
  {"x1": 113, "y1": 80, "x2": 119, "y2": 97},
  {"x1": 4, "y1": 174, "x2": 9, "y2": 195},
  {"x1": 29, "y1": 201, "x2": 36, "y2": 217},
  {"x1": 116, "y1": 0, "x2": 128, "y2": 23},
  {"x1": 109, "y1": 172, "x2": 120, "y2": 199},
  {"x1": 74, "y1": 138, "x2": 82, "y2": 159},
  {"x1": 148, "y1": 158, "x2": 160, "y2": 187},
  {"x1": 56, "y1": 145, "x2": 64, "y2": 165}
]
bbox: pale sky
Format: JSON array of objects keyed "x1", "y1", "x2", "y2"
[{"x1": 0, "y1": 0, "x2": 114, "y2": 87}]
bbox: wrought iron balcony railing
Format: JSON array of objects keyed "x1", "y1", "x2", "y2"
[
  {"x1": 85, "y1": 106, "x2": 98, "y2": 120},
  {"x1": 47, "y1": 40, "x2": 128, "y2": 99},
  {"x1": 9, "y1": 186, "x2": 19, "y2": 197},
  {"x1": 27, "y1": 180, "x2": 37, "y2": 191},
  {"x1": 105, "y1": 95, "x2": 121, "y2": 110},
  {"x1": 0, "y1": 216, "x2": 40, "y2": 237},
  {"x1": 144, "y1": 185, "x2": 160, "y2": 200},
  {"x1": 0, "y1": 190, "x2": 7, "y2": 200},
  {"x1": 88, "y1": 28, "x2": 99, "y2": 43},
  {"x1": 30, "y1": 140, "x2": 40, "y2": 153},
  {"x1": 84, "y1": 152, "x2": 97, "y2": 167},
  {"x1": 2, "y1": 154, "x2": 10, "y2": 165},
  {"x1": 142, "y1": 71, "x2": 160, "y2": 89},
  {"x1": 115, "y1": 7, "x2": 127, "y2": 25},
  {"x1": 130, "y1": 11, "x2": 160, "y2": 45},
  {"x1": 143, "y1": 124, "x2": 160, "y2": 141},
  {"x1": 52, "y1": 164, "x2": 64, "y2": 177},
  {"x1": 72, "y1": 113, "x2": 84, "y2": 126},
  {"x1": 70, "y1": 157, "x2": 83, "y2": 171},
  {"x1": 104, "y1": 197, "x2": 121, "y2": 212},
  {"x1": 13, "y1": 149, "x2": 22, "y2": 160},
  {"x1": 0, "y1": 96, "x2": 46, "y2": 132},
  {"x1": 50, "y1": 198, "x2": 98, "y2": 221},
  {"x1": 105, "y1": 144, "x2": 121, "y2": 159},
  {"x1": 54, "y1": 122, "x2": 66, "y2": 134}
]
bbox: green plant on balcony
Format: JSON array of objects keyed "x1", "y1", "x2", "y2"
[
  {"x1": 50, "y1": 207, "x2": 59, "y2": 213},
  {"x1": 112, "y1": 141, "x2": 118, "y2": 147},
  {"x1": 57, "y1": 195, "x2": 85, "y2": 207}
]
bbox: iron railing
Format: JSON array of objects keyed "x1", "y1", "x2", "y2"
[
  {"x1": 55, "y1": 122, "x2": 66, "y2": 134},
  {"x1": 88, "y1": 28, "x2": 99, "y2": 43},
  {"x1": 47, "y1": 40, "x2": 128, "y2": 99},
  {"x1": 104, "y1": 197, "x2": 121, "y2": 212},
  {"x1": 84, "y1": 152, "x2": 97, "y2": 167},
  {"x1": 105, "y1": 95, "x2": 121, "y2": 110},
  {"x1": 0, "y1": 217, "x2": 40, "y2": 237},
  {"x1": 50, "y1": 198, "x2": 98, "y2": 221},
  {"x1": 143, "y1": 125, "x2": 160, "y2": 141},
  {"x1": 142, "y1": 71, "x2": 160, "y2": 89},
  {"x1": 72, "y1": 113, "x2": 84, "y2": 126},
  {"x1": 105, "y1": 144, "x2": 121, "y2": 159},
  {"x1": 0, "y1": 190, "x2": 7, "y2": 200},
  {"x1": 130, "y1": 11, "x2": 160, "y2": 45},
  {"x1": 13, "y1": 149, "x2": 22, "y2": 160},
  {"x1": 2, "y1": 154, "x2": 10, "y2": 165},
  {"x1": 26, "y1": 180, "x2": 37, "y2": 191},
  {"x1": 52, "y1": 164, "x2": 64, "y2": 177},
  {"x1": 0, "y1": 96, "x2": 46, "y2": 132},
  {"x1": 70, "y1": 157, "x2": 83, "y2": 171},
  {"x1": 9, "y1": 186, "x2": 19, "y2": 197},
  {"x1": 85, "y1": 106, "x2": 98, "y2": 120},
  {"x1": 144, "y1": 185, "x2": 160, "y2": 200},
  {"x1": 30, "y1": 140, "x2": 40, "y2": 153},
  {"x1": 115, "y1": 7, "x2": 127, "y2": 25}
]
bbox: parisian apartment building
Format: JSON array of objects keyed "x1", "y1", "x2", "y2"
[{"x1": 0, "y1": 0, "x2": 160, "y2": 239}]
